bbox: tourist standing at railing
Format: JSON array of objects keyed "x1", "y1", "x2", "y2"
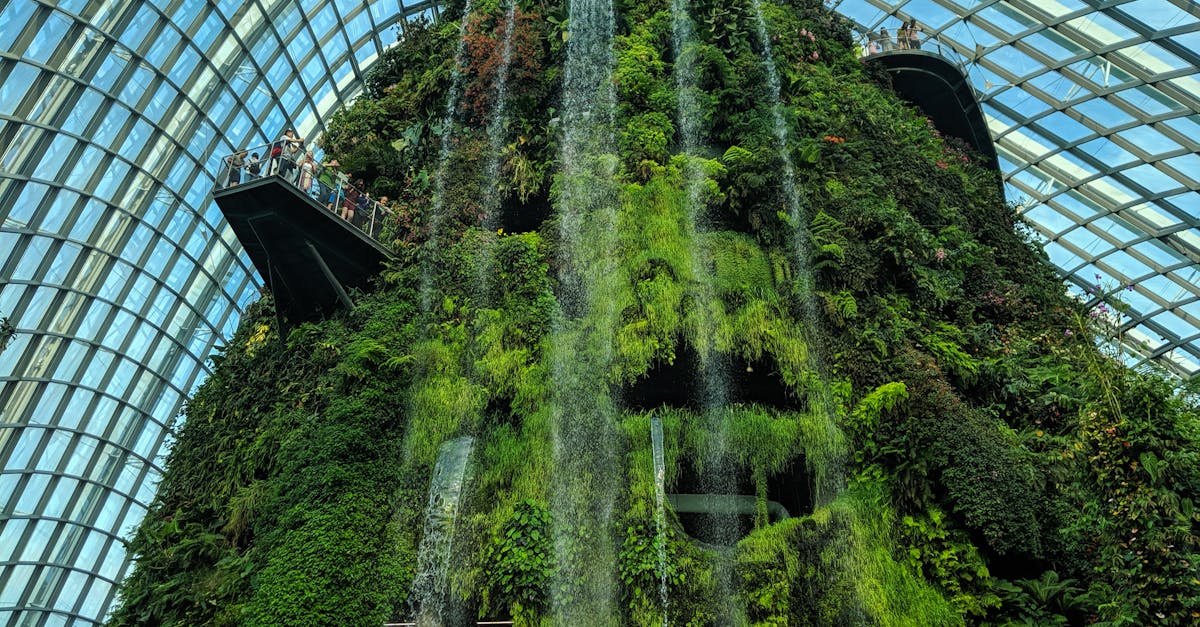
[
  {"x1": 356, "y1": 189, "x2": 374, "y2": 229},
  {"x1": 371, "y1": 196, "x2": 391, "y2": 239},
  {"x1": 280, "y1": 129, "x2": 305, "y2": 181},
  {"x1": 268, "y1": 134, "x2": 284, "y2": 175},
  {"x1": 879, "y1": 27, "x2": 894, "y2": 52},
  {"x1": 907, "y1": 21, "x2": 921, "y2": 51},
  {"x1": 246, "y1": 152, "x2": 262, "y2": 180},
  {"x1": 866, "y1": 31, "x2": 882, "y2": 55},
  {"x1": 224, "y1": 150, "x2": 247, "y2": 187},
  {"x1": 341, "y1": 179, "x2": 362, "y2": 223},
  {"x1": 297, "y1": 151, "x2": 317, "y2": 193},
  {"x1": 324, "y1": 161, "x2": 348, "y2": 213},
  {"x1": 314, "y1": 158, "x2": 335, "y2": 203}
]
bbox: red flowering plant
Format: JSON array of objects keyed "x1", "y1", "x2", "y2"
[{"x1": 460, "y1": 3, "x2": 546, "y2": 127}]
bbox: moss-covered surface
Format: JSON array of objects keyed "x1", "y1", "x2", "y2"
[{"x1": 110, "y1": 0, "x2": 1199, "y2": 625}]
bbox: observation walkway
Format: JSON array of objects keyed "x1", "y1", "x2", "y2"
[
  {"x1": 211, "y1": 145, "x2": 393, "y2": 325},
  {"x1": 859, "y1": 33, "x2": 1003, "y2": 194}
]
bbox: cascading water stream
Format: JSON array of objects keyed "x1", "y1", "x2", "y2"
[
  {"x1": 410, "y1": 436, "x2": 476, "y2": 626},
  {"x1": 650, "y1": 416, "x2": 669, "y2": 626},
  {"x1": 473, "y1": 0, "x2": 519, "y2": 302},
  {"x1": 749, "y1": 0, "x2": 843, "y2": 508},
  {"x1": 549, "y1": 0, "x2": 621, "y2": 623},
  {"x1": 481, "y1": 0, "x2": 518, "y2": 235},
  {"x1": 420, "y1": 0, "x2": 477, "y2": 314},
  {"x1": 670, "y1": 1, "x2": 741, "y2": 616},
  {"x1": 749, "y1": 0, "x2": 802, "y2": 244},
  {"x1": 670, "y1": 0, "x2": 725, "y2": 382}
]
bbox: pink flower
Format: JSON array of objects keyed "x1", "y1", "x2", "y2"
[
  {"x1": 934, "y1": 248, "x2": 946, "y2": 262},
  {"x1": 936, "y1": 161, "x2": 948, "y2": 169}
]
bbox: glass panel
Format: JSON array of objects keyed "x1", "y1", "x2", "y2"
[
  {"x1": 0, "y1": 1, "x2": 37, "y2": 53},
  {"x1": 16, "y1": 472, "x2": 51, "y2": 514},
  {"x1": 26, "y1": 10, "x2": 72, "y2": 65},
  {"x1": 1077, "y1": 137, "x2": 1137, "y2": 167},
  {"x1": 1036, "y1": 111, "x2": 1093, "y2": 142},
  {"x1": 59, "y1": 390, "x2": 93, "y2": 432},
  {"x1": 1122, "y1": 163, "x2": 1184, "y2": 195},
  {"x1": 43, "y1": 477, "x2": 78, "y2": 518},
  {"x1": 1118, "y1": 0, "x2": 1199, "y2": 30},
  {"x1": 1022, "y1": 29, "x2": 1083, "y2": 62},
  {"x1": 1114, "y1": 84, "x2": 1185, "y2": 116},
  {"x1": 1162, "y1": 154, "x2": 1200, "y2": 179},
  {"x1": 79, "y1": 579, "x2": 112, "y2": 618},
  {"x1": 1065, "y1": 12, "x2": 1138, "y2": 46},
  {"x1": 1115, "y1": 125, "x2": 1182, "y2": 157}
]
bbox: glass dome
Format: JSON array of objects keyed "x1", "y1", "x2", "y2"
[
  {"x1": 0, "y1": 1, "x2": 435, "y2": 623},
  {"x1": 834, "y1": 0, "x2": 1200, "y2": 378}
]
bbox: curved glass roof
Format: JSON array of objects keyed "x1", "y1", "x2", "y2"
[
  {"x1": 0, "y1": 1, "x2": 434, "y2": 623},
  {"x1": 834, "y1": 0, "x2": 1200, "y2": 378}
]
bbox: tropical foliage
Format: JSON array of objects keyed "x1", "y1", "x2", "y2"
[{"x1": 110, "y1": 0, "x2": 1199, "y2": 625}]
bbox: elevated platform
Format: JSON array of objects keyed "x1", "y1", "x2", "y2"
[
  {"x1": 870, "y1": 50, "x2": 1002, "y2": 193},
  {"x1": 213, "y1": 176, "x2": 392, "y2": 324}
]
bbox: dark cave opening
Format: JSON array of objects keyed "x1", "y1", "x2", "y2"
[
  {"x1": 623, "y1": 345, "x2": 810, "y2": 545},
  {"x1": 498, "y1": 188, "x2": 551, "y2": 234},
  {"x1": 766, "y1": 462, "x2": 813, "y2": 522},
  {"x1": 623, "y1": 348, "x2": 798, "y2": 413},
  {"x1": 623, "y1": 346, "x2": 703, "y2": 412},
  {"x1": 484, "y1": 393, "x2": 516, "y2": 428},
  {"x1": 728, "y1": 356, "x2": 798, "y2": 411}
]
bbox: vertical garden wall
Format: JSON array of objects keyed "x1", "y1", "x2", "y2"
[{"x1": 109, "y1": 0, "x2": 1199, "y2": 625}]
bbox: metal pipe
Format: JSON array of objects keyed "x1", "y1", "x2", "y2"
[{"x1": 304, "y1": 240, "x2": 354, "y2": 309}]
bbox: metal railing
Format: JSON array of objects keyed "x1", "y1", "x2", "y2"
[
  {"x1": 214, "y1": 142, "x2": 393, "y2": 245},
  {"x1": 857, "y1": 30, "x2": 971, "y2": 71}
]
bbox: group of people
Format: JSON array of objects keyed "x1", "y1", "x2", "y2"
[
  {"x1": 220, "y1": 129, "x2": 307, "y2": 187},
  {"x1": 220, "y1": 129, "x2": 393, "y2": 239},
  {"x1": 865, "y1": 20, "x2": 921, "y2": 54},
  {"x1": 318, "y1": 161, "x2": 393, "y2": 236}
]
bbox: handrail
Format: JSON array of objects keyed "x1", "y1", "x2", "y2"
[
  {"x1": 856, "y1": 29, "x2": 996, "y2": 112},
  {"x1": 858, "y1": 30, "x2": 971, "y2": 72},
  {"x1": 213, "y1": 142, "x2": 393, "y2": 246}
]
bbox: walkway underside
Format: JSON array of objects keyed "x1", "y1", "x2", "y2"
[
  {"x1": 213, "y1": 177, "x2": 392, "y2": 324},
  {"x1": 872, "y1": 51, "x2": 1000, "y2": 175}
]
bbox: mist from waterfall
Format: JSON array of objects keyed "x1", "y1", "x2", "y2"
[
  {"x1": 650, "y1": 416, "x2": 670, "y2": 627},
  {"x1": 669, "y1": 1, "x2": 745, "y2": 618},
  {"x1": 474, "y1": 0, "x2": 519, "y2": 304},
  {"x1": 749, "y1": 0, "x2": 843, "y2": 509},
  {"x1": 548, "y1": 0, "x2": 621, "y2": 623},
  {"x1": 420, "y1": 0, "x2": 477, "y2": 314}
]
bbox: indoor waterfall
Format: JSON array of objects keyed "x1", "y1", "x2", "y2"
[
  {"x1": 650, "y1": 415, "x2": 669, "y2": 626},
  {"x1": 421, "y1": 0, "x2": 477, "y2": 313},
  {"x1": 474, "y1": 0, "x2": 519, "y2": 303},
  {"x1": 548, "y1": 0, "x2": 621, "y2": 623},
  {"x1": 749, "y1": 0, "x2": 844, "y2": 507},
  {"x1": 410, "y1": 436, "x2": 476, "y2": 625}
]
